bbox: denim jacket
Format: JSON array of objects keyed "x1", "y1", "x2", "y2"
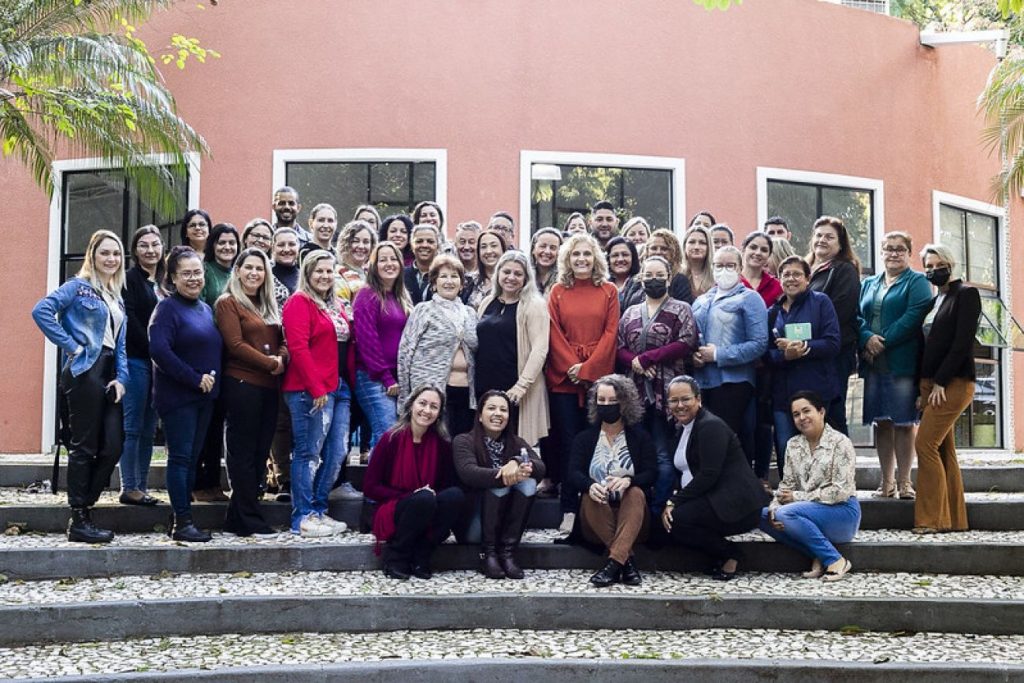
[
  {"x1": 691, "y1": 283, "x2": 768, "y2": 389},
  {"x1": 32, "y1": 277, "x2": 129, "y2": 385}
]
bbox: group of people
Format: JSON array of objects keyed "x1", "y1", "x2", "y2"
[{"x1": 32, "y1": 187, "x2": 981, "y2": 587}]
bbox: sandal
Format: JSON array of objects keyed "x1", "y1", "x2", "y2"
[
  {"x1": 801, "y1": 558, "x2": 824, "y2": 579},
  {"x1": 898, "y1": 481, "x2": 916, "y2": 500},
  {"x1": 872, "y1": 482, "x2": 897, "y2": 498},
  {"x1": 912, "y1": 526, "x2": 940, "y2": 535},
  {"x1": 823, "y1": 557, "x2": 852, "y2": 582}
]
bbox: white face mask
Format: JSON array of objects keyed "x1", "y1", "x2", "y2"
[{"x1": 714, "y1": 268, "x2": 739, "y2": 290}]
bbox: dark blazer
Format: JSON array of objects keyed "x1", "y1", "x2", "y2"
[
  {"x1": 809, "y1": 259, "x2": 861, "y2": 351},
  {"x1": 566, "y1": 423, "x2": 657, "y2": 496},
  {"x1": 123, "y1": 265, "x2": 159, "y2": 359},
  {"x1": 669, "y1": 408, "x2": 771, "y2": 523},
  {"x1": 919, "y1": 280, "x2": 980, "y2": 386},
  {"x1": 404, "y1": 265, "x2": 433, "y2": 305}
]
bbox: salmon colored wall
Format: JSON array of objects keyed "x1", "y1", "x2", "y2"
[{"x1": 3, "y1": 0, "x2": 1020, "y2": 451}]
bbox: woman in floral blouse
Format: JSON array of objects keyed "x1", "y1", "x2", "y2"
[{"x1": 760, "y1": 390, "x2": 860, "y2": 581}]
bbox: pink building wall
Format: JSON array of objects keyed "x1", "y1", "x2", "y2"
[{"x1": 2, "y1": 0, "x2": 1020, "y2": 452}]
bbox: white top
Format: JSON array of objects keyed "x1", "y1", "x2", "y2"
[{"x1": 673, "y1": 420, "x2": 695, "y2": 489}]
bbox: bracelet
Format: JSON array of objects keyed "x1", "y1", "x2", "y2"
[{"x1": 664, "y1": 500, "x2": 675, "y2": 508}]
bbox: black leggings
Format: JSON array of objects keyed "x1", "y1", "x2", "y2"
[
  {"x1": 61, "y1": 350, "x2": 122, "y2": 508},
  {"x1": 388, "y1": 487, "x2": 465, "y2": 565},
  {"x1": 223, "y1": 377, "x2": 278, "y2": 535}
]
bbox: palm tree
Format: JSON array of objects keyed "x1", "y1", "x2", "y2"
[
  {"x1": 981, "y1": 54, "x2": 1024, "y2": 203},
  {"x1": 0, "y1": 0, "x2": 207, "y2": 216}
]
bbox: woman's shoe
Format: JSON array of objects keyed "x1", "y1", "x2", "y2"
[
  {"x1": 171, "y1": 516, "x2": 212, "y2": 543},
  {"x1": 710, "y1": 558, "x2": 739, "y2": 581},
  {"x1": 823, "y1": 557, "x2": 852, "y2": 581},
  {"x1": 898, "y1": 481, "x2": 916, "y2": 500},
  {"x1": 119, "y1": 490, "x2": 158, "y2": 506},
  {"x1": 318, "y1": 513, "x2": 348, "y2": 534},
  {"x1": 589, "y1": 559, "x2": 622, "y2": 587},
  {"x1": 411, "y1": 563, "x2": 433, "y2": 580},
  {"x1": 802, "y1": 558, "x2": 825, "y2": 579},
  {"x1": 66, "y1": 508, "x2": 114, "y2": 544},
  {"x1": 912, "y1": 526, "x2": 940, "y2": 535},
  {"x1": 872, "y1": 481, "x2": 897, "y2": 498},
  {"x1": 383, "y1": 563, "x2": 411, "y2": 581},
  {"x1": 481, "y1": 547, "x2": 506, "y2": 580},
  {"x1": 557, "y1": 512, "x2": 576, "y2": 537},
  {"x1": 619, "y1": 558, "x2": 642, "y2": 586}
]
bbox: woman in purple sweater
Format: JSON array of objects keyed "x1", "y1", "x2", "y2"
[
  {"x1": 149, "y1": 246, "x2": 223, "y2": 543},
  {"x1": 353, "y1": 242, "x2": 413, "y2": 452}
]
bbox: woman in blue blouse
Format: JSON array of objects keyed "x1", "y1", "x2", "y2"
[
  {"x1": 858, "y1": 232, "x2": 933, "y2": 500},
  {"x1": 32, "y1": 230, "x2": 129, "y2": 543}
]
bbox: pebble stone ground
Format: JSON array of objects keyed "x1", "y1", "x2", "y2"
[{"x1": 1, "y1": 628, "x2": 1023, "y2": 679}]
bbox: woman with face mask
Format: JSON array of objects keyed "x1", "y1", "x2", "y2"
[
  {"x1": 565, "y1": 375, "x2": 656, "y2": 587},
  {"x1": 616, "y1": 256, "x2": 697, "y2": 512},
  {"x1": 912, "y1": 244, "x2": 980, "y2": 534},
  {"x1": 690, "y1": 246, "x2": 769, "y2": 463}
]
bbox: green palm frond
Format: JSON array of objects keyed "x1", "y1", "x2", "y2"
[
  {"x1": 6, "y1": 0, "x2": 175, "y2": 41},
  {"x1": 979, "y1": 55, "x2": 1024, "y2": 203}
]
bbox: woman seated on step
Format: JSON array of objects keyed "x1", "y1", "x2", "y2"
[
  {"x1": 759, "y1": 390, "x2": 860, "y2": 581},
  {"x1": 453, "y1": 390, "x2": 545, "y2": 580},
  {"x1": 565, "y1": 374, "x2": 656, "y2": 588},
  {"x1": 363, "y1": 385, "x2": 465, "y2": 581}
]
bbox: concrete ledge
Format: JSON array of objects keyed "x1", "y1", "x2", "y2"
[
  {"x1": 1, "y1": 594, "x2": 1022, "y2": 646},
  {"x1": 2, "y1": 539, "x2": 1023, "y2": 581},
  {"x1": 42, "y1": 658, "x2": 1024, "y2": 683}
]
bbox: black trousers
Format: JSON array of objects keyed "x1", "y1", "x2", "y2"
[
  {"x1": 61, "y1": 350, "x2": 122, "y2": 508},
  {"x1": 445, "y1": 385, "x2": 474, "y2": 439},
  {"x1": 669, "y1": 495, "x2": 761, "y2": 564},
  {"x1": 223, "y1": 377, "x2": 278, "y2": 535},
  {"x1": 548, "y1": 391, "x2": 588, "y2": 514},
  {"x1": 388, "y1": 487, "x2": 465, "y2": 565},
  {"x1": 195, "y1": 394, "x2": 225, "y2": 490},
  {"x1": 703, "y1": 382, "x2": 754, "y2": 462}
]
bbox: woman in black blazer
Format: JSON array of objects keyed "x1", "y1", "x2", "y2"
[
  {"x1": 661, "y1": 375, "x2": 772, "y2": 580},
  {"x1": 566, "y1": 374, "x2": 656, "y2": 587},
  {"x1": 913, "y1": 244, "x2": 981, "y2": 534}
]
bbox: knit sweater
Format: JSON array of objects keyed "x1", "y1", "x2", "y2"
[
  {"x1": 397, "y1": 296, "x2": 479, "y2": 408},
  {"x1": 201, "y1": 261, "x2": 232, "y2": 308},
  {"x1": 214, "y1": 295, "x2": 288, "y2": 389},
  {"x1": 545, "y1": 281, "x2": 619, "y2": 397},
  {"x1": 149, "y1": 293, "x2": 223, "y2": 415}
]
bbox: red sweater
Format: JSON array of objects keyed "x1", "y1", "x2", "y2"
[
  {"x1": 545, "y1": 281, "x2": 619, "y2": 397},
  {"x1": 282, "y1": 292, "x2": 340, "y2": 398}
]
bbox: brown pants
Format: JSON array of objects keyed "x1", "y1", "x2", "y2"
[
  {"x1": 914, "y1": 378, "x2": 972, "y2": 531},
  {"x1": 580, "y1": 486, "x2": 649, "y2": 564}
]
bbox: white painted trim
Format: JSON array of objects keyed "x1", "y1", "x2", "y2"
[
  {"x1": 41, "y1": 153, "x2": 201, "y2": 453},
  {"x1": 756, "y1": 166, "x2": 885, "y2": 272},
  {"x1": 272, "y1": 148, "x2": 448, "y2": 228},
  {"x1": 519, "y1": 150, "x2": 687, "y2": 251},
  {"x1": 931, "y1": 189, "x2": 1012, "y2": 450}
]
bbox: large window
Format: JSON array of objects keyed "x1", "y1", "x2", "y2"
[{"x1": 273, "y1": 149, "x2": 446, "y2": 228}]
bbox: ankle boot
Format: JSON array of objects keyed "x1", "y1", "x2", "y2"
[
  {"x1": 497, "y1": 490, "x2": 533, "y2": 580},
  {"x1": 171, "y1": 514, "x2": 212, "y2": 543},
  {"x1": 480, "y1": 545, "x2": 506, "y2": 579},
  {"x1": 480, "y1": 492, "x2": 507, "y2": 579},
  {"x1": 67, "y1": 507, "x2": 113, "y2": 544}
]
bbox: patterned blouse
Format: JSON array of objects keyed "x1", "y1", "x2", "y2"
[
  {"x1": 772, "y1": 423, "x2": 857, "y2": 509},
  {"x1": 588, "y1": 430, "x2": 635, "y2": 483}
]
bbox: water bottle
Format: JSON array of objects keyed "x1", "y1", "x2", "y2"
[
  {"x1": 518, "y1": 447, "x2": 530, "y2": 465},
  {"x1": 603, "y1": 476, "x2": 621, "y2": 503}
]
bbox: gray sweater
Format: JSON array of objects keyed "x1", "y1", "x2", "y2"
[{"x1": 397, "y1": 296, "x2": 478, "y2": 408}]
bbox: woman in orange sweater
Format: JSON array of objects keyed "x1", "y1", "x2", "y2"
[{"x1": 545, "y1": 232, "x2": 619, "y2": 534}]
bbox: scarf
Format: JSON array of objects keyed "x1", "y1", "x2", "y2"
[{"x1": 372, "y1": 428, "x2": 441, "y2": 553}]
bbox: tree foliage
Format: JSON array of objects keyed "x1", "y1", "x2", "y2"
[{"x1": 0, "y1": 0, "x2": 214, "y2": 216}]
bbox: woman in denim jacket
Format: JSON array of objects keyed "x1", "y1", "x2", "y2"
[
  {"x1": 691, "y1": 246, "x2": 768, "y2": 463},
  {"x1": 32, "y1": 230, "x2": 129, "y2": 544}
]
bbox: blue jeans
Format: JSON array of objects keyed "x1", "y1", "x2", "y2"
[
  {"x1": 461, "y1": 478, "x2": 538, "y2": 544},
  {"x1": 161, "y1": 399, "x2": 215, "y2": 517},
  {"x1": 120, "y1": 357, "x2": 157, "y2": 492},
  {"x1": 772, "y1": 410, "x2": 798, "y2": 479},
  {"x1": 759, "y1": 497, "x2": 861, "y2": 567},
  {"x1": 353, "y1": 370, "x2": 397, "y2": 453},
  {"x1": 285, "y1": 380, "x2": 351, "y2": 532},
  {"x1": 642, "y1": 404, "x2": 675, "y2": 512}
]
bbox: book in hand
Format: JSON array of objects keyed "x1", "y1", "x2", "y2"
[{"x1": 784, "y1": 322, "x2": 812, "y2": 341}]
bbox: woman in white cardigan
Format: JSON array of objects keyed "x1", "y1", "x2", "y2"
[{"x1": 476, "y1": 251, "x2": 551, "y2": 447}]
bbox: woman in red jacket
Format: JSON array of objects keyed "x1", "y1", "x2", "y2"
[
  {"x1": 282, "y1": 250, "x2": 353, "y2": 537},
  {"x1": 544, "y1": 232, "x2": 619, "y2": 534}
]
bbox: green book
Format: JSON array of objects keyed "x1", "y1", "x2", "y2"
[{"x1": 784, "y1": 322, "x2": 812, "y2": 341}]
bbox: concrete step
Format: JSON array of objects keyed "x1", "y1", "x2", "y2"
[
  {"x1": 2, "y1": 530, "x2": 1023, "y2": 580},
  {"x1": 3, "y1": 489, "x2": 1024, "y2": 533}
]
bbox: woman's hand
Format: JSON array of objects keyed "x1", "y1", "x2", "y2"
[
  {"x1": 506, "y1": 385, "x2": 526, "y2": 404},
  {"x1": 386, "y1": 384, "x2": 399, "y2": 398},
  {"x1": 604, "y1": 475, "x2": 631, "y2": 493},
  {"x1": 865, "y1": 334, "x2": 885, "y2": 359},
  {"x1": 106, "y1": 380, "x2": 125, "y2": 404},
  {"x1": 631, "y1": 357, "x2": 645, "y2": 376},
  {"x1": 768, "y1": 509, "x2": 785, "y2": 530},
  {"x1": 928, "y1": 384, "x2": 947, "y2": 407},
  {"x1": 783, "y1": 341, "x2": 809, "y2": 361},
  {"x1": 691, "y1": 351, "x2": 706, "y2": 369},
  {"x1": 312, "y1": 394, "x2": 329, "y2": 411},
  {"x1": 776, "y1": 489, "x2": 795, "y2": 505},
  {"x1": 269, "y1": 356, "x2": 285, "y2": 376},
  {"x1": 588, "y1": 481, "x2": 608, "y2": 505},
  {"x1": 661, "y1": 505, "x2": 674, "y2": 533},
  {"x1": 696, "y1": 344, "x2": 716, "y2": 364},
  {"x1": 497, "y1": 460, "x2": 521, "y2": 486},
  {"x1": 198, "y1": 373, "x2": 216, "y2": 393},
  {"x1": 567, "y1": 363, "x2": 583, "y2": 384}
]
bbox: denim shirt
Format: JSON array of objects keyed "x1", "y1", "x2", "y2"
[
  {"x1": 691, "y1": 283, "x2": 768, "y2": 389},
  {"x1": 32, "y1": 277, "x2": 129, "y2": 385}
]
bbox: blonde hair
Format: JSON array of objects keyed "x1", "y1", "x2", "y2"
[
  {"x1": 489, "y1": 250, "x2": 542, "y2": 306},
  {"x1": 222, "y1": 248, "x2": 280, "y2": 324},
  {"x1": 920, "y1": 243, "x2": 958, "y2": 275},
  {"x1": 297, "y1": 249, "x2": 338, "y2": 311},
  {"x1": 767, "y1": 238, "x2": 797, "y2": 276},
  {"x1": 681, "y1": 225, "x2": 715, "y2": 295},
  {"x1": 622, "y1": 216, "x2": 651, "y2": 241},
  {"x1": 78, "y1": 229, "x2": 126, "y2": 296},
  {"x1": 335, "y1": 219, "x2": 378, "y2": 269},
  {"x1": 556, "y1": 233, "x2": 609, "y2": 288}
]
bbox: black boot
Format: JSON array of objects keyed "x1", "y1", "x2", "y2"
[
  {"x1": 410, "y1": 543, "x2": 434, "y2": 580},
  {"x1": 382, "y1": 545, "x2": 411, "y2": 580},
  {"x1": 67, "y1": 507, "x2": 113, "y2": 544},
  {"x1": 590, "y1": 559, "x2": 623, "y2": 587},
  {"x1": 497, "y1": 490, "x2": 533, "y2": 580},
  {"x1": 619, "y1": 556, "x2": 643, "y2": 586},
  {"x1": 480, "y1": 492, "x2": 507, "y2": 579},
  {"x1": 171, "y1": 514, "x2": 212, "y2": 543}
]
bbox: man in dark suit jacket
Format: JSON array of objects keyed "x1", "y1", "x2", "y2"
[
  {"x1": 661, "y1": 375, "x2": 771, "y2": 580},
  {"x1": 404, "y1": 224, "x2": 440, "y2": 305}
]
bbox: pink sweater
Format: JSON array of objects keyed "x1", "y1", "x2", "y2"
[{"x1": 353, "y1": 288, "x2": 408, "y2": 388}]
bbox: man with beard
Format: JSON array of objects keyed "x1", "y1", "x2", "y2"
[
  {"x1": 403, "y1": 224, "x2": 440, "y2": 304},
  {"x1": 589, "y1": 200, "x2": 620, "y2": 251},
  {"x1": 272, "y1": 186, "x2": 312, "y2": 246}
]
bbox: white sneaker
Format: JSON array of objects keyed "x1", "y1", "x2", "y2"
[
  {"x1": 328, "y1": 482, "x2": 364, "y2": 501},
  {"x1": 557, "y1": 512, "x2": 576, "y2": 537},
  {"x1": 319, "y1": 513, "x2": 348, "y2": 534},
  {"x1": 299, "y1": 514, "x2": 334, "y2": 538}
]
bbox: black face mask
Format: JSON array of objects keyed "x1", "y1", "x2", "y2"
[
  {"x1": 926, "y1": 267, "x2": 951, "y2": 287},
  {"x1": 643, "y1": 279, "x2": 668, "y2": 298},
  {"x1": 596, "y1": 404, "x2": 622, "y2": 424}
]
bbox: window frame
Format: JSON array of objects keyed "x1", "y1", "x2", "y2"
[
  {"x1": 932, "y1": 190, "x2": 1013, "y2": 450},
  {"x1": 756, "y1": 166, "x2": 885, "y2": 274},
  {"x1": 42, "y1": 153, "x2": 201, "y2": 453},
  {"x1": 272, "y1": 148, "x2": 448, "y2": 228},
  {"x1": 519, "y1": 150, "x2": 686, "y2": 251}
]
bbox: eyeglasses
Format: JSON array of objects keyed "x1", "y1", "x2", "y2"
[
  {"x1": 177, "y1": 270, "x2": 204, "y2": 281},
  {"x1": 249, "y1": 233, "x2": 272, "y2": 243},
  {"x1": 667, "y1": 396, "x2": 696, "y2": 406},
  {"x1": 187, "y1": 222, "x2": 208, "y2": 230},
  {"x1": 712, "y1": 263, "x2": 740, "y2": 272},
  {"x1": 882, "y1": 246, "x2": 908, "y2": 254}
]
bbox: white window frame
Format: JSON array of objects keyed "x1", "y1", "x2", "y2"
[
  {"x1": 932, "y1": 190, "x2": 1012, "y2": 450},
  {"x1": 519, "y1": 150, "x2": 686, "y2": 251},
  {"x1": 42, "y1": 153, "x2": 202, "y2": 453},
  {"x1": 272, "y1": 148, "x2": 448, "y2": 227},
  {"x1": 756, "y1": 167, "x2": 885, "y2": 271}
]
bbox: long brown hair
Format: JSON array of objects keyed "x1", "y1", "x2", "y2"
[
  {"x1": 467, "y1": 391, "x2": 528, "y2": 467},
  {"x1": 364, "y1": 241, "x2": 412, "y2": 314}
]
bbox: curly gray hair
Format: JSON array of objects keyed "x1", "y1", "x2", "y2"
[{"x1": 586, "y1": 374, "x2": 644, "y2": 426}]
